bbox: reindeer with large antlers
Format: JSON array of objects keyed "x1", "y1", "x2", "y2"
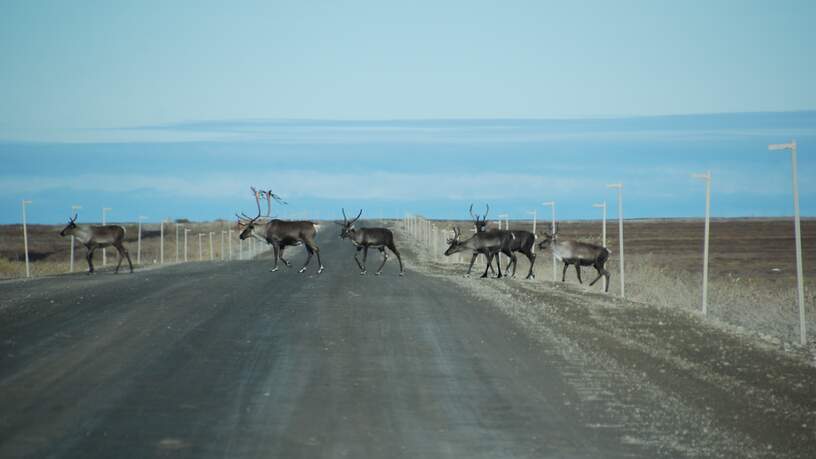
[
  {"x1": 537, "y1": 223, "x2": 611, "y2": 291},
  {"x1": 337, "y1": 208, "x2": 404, "y2": 276},
  {"x1": 236, "y1": 188, "x2": 302, "y2": 269},
  {"x1": 238, "y1": 188, "x2": 324, "y2": 274},
  {"x1": 59, "y1": 214, "x2": 134, "y2": 274}
]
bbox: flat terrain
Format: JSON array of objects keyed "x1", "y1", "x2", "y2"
[{"x1": 1, "y1": 227, "x2": 815, "y2": 458}]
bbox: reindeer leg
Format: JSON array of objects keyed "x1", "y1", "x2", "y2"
[
  {"x1": 360, "y1": 246, "x2": 369, "y2": 275},
  {"x1": 525, "y1": 250, "x2": 536, "y2": 280},
  {"x1": 589, "y1": 262, "x2": 604, "y2": 286},
  {"x1": 120, "y1": 244, "x2": 134, "y2": 273},
  {"x1": 495, "y1": 251, "x2": 504, "y2": 278},
  {"x1": 465, "y1": 253, "x2": 478, "y2": 277},
  {"x1": 375, "y1": 248, "x2": 388, "y2": 275},
  {"x1": 388, "y1": 242, "x2": 404, "y2": 276},
  {"x1": 353, "y1": 246, "x2": 365, "y2": 272},
  {"x1": 486, "y1": 253, "x2": 496, "y2": 275},
  {"x1": 86, "y1": 246, "x2": 95, "y2": 274},
  {"x1": 562, "y1": 262, "x2": 569, "y2": 282},
  {"x1": 480, "y1": 252, "x2": 493, "y2": 278},
  {"x1": 506, "y1": 250, "x2": 518, "y2": 278},
  {"x1": 270, "y1": 244, "x2": 280, "y2": 272},
  {"x1": 299, "y1": 244, "x2": 313, "y2": 273},
  {"x1": 313, "y1": 244, "x2": 324, "y2": 274},
  {"x1": 113, "y1": 247, "x2": 123, "y2": 274},
  {"x1": 575, "y1": 265, "x2": 583, "y2": 284},
  {"x1": 278, "y1": 243, "x2": 291, "y2": 267},
  {"x1": 114, "y1": 242, "x2": 133, "y2": 273}
]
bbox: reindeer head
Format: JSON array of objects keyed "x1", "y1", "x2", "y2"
[
  {"x1": 444, "y1": 227, "x2": 464, "y2": 256},
  {"x1": 338, "y1": 208, "x2": 362, "y2": 239},
  {"x1": 537, "y1": 223, "x2": 559, "y2": 251},
  {"x1": 470, "y1": 203, "x2": 489, "y2": 232},
  {"x1": 238, "y1": 187, "x2": 265, "y2": 240},
  {"x1": 60, "y1": 214, "x2": 78, "y2": 237}
]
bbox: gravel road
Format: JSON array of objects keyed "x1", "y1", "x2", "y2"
[{"x1": 1, "y1": 228, "x2": 814, "y2": 458}]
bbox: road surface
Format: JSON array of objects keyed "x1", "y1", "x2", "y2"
[{"x1": 1, "y1": 229, "x2": 814, "y2": 458}]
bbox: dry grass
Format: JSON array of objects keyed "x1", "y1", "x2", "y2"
[
  {"x1": 401, "y1": 217, "x2": 816, "y2": 347},
  {"x1": 0, "y1": 220, "x2": 265, "y2": 278}
]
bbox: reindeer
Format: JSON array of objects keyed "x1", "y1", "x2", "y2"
[
  {"x1": 501, "y1": 229, "x2": 537, "y2": 279},
  {"x1": 444, "y1": 226, "x2": 510, "y2": 278},
  {"x1": 468, "y1": 204, "x2": 536, "y2": 278},
  {"x1": 238, "y1": 189, "x2": 324, "y2": 274},
  {"x1": 59, "y1": 214, "x2": 133, "y2": 274},
  {"x1": 235, "y1": 189, "x2": 304, "y2": 269},
  {"x1": 337, "y1": 209, "x2": 404, "y2": 276},
  {"x1": 537, "y1": 225, "x2": 611, "y2": 291}
]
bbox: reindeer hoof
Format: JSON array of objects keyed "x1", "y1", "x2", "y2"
[
  {"x1": 399, "y1": 272, "x2": 405, "y2": 276},
  {"x1": 375, "y1": 271, "x2": 382, "y2": 276},
  {"x1": 298, "y1": 267, "x2": 307, "y2": 273},
  {"x1": 270, "y1": 267, "x2": 279, "y2": 272},
  {"x1": 360, "y1": 271, "x2": 367, "y2": 276},
  {"x1": 317, "y1": 266, "x2": 325, "y2": 274}
]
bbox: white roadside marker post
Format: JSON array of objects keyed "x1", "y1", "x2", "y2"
[
  {"x1": 607, "y1": 184, "x2": 625, "y2": 298},
  {"x1": 692, "y1": 172, "x2": 712, "y2": 316},
  {"x1": 21, "y1": 200, "x2": 32, "y2": 278},
  {"x1": 69, "y1": 205, "x2": 81, "y2": 273},
  {"x1": 542, "y1": 202, "x2": 556, "y2": 282},
  {"x1": 592, "y1": 202, "x2": 608, "y2": 293},
  {"x1": 137, "y1": 216, "x2": 147, "y2": 266},
  {"x1": 769, "y1": 141, "x2": 806, "y2": 346},
  {"x1": 101, "y1": 207, "x2": 111, "y2": 266},
  {"x1": 184, "y1": 228, "x2": 190, "y2": 262}
]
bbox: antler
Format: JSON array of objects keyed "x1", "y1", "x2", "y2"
[
  {"x1": 469, "y1": 204, "x2": 477, "y2": 221},
  {"x1": 483, "y1": 204, "x2": 489, "y2": 220},
  {"x1": 69, "y1": 213, "x2": 78, "y2": 224},
  {"x1": 350, "y1": 209, "x2": 363, "y2": 224},
  {"x1": 342, "y1": 208, "x2": 348, "y2": 223},
  {"x1": 447, "y1": 226, "x2": 461, "y2": 244},
  {"x1": 244, "y1": 186, "x2": 261, "y2": 222}
]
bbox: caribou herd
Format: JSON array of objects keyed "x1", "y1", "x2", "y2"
[{"x1": 58, "y1": 186, "x2": 612, "y2": 291}]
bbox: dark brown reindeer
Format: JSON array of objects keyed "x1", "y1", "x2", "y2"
[
  {"x1": 537, "y1": 224, "x2": 611, "y2": 292},
  {"x1": 338, "y1": 208, "x2": 404, "y2": 276},
  {"x1": 468, "y1": 204, "x2": 538, "y2": 278},
  {"x1": 238, "y1": 189, "x2": 324, "y2": 274},
  {"x1": 444, "y1": 226, "x2": 510, "y2": 278},
  {"x1": 59, "y1": 214, "x2": 134, "y2": 274},
  {"x1": 236, "y1": 188, "x2": 306, "y2": 270},
  {"x1": 501, "y1": 228, "x2": 537, "y2": 279}
]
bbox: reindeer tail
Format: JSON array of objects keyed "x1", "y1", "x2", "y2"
[{"x1": 313, "y1": 223, "x2": 321, "y2": 233}]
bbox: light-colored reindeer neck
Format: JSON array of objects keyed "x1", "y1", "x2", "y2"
[{"x1": 70, "y1": 225, "x2": 94, "y2": 244}]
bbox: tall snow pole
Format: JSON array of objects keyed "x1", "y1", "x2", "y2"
[
  {"x1": 21, "y1": 200, "x2": 32, "y2": 278},
  {"x1": 101, "y1": 207, "x2": 111, "y2": 266},
  {"x1": 137, "y1": 216, "x2": 147, "y2": 266},
  {"x1": 526, "y1": 210, "x2": 537, "y2": 254},
  {"x1": 228, "y1": 229, "x2": 233, "y2": 260},
  {"x1": 542, "y1": 202, "x2": 556, "y2": 282},
  {"x1": 607, "y1": 184, "x2": 625, "y2": 298},
  {"x1": 69, "y1": 205, "x2": 82, "y2": 273},
  {"x1": 592, "y1": 202, "x2": 607, "y2": 292},
  {"x1": 198, "y1": 233, "x2": 204, "y2": 261},
  {"x1": 184, "y1": 228, "x2": 190, "y2": 262},
  {"x1": 769, "y1": 140, "x2": 806, "y2": 346},
  {"x1": 175, "y1": 223, "x2": 181, "y2": 262},
  {"x1": 209, "y1": 232, "x2": 214, "y2": 261},
  {"x1": 160, "y1": 219, "x2": 166, "y2": 264},
  {"x1": 692, "y1": 172, "x2": 712, "y2": 316}
]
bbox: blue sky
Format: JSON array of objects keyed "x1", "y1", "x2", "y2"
[{"x1": 1, "y1": 1, "x2": 815, "y2": 223}]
